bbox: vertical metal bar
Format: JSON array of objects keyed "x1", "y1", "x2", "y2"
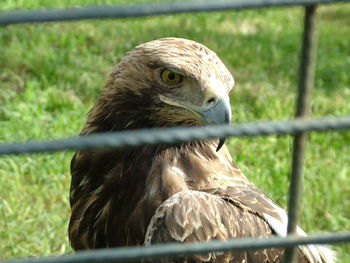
[{"x1": 284, "y1": 5, "x2": 318, "y2": 263}]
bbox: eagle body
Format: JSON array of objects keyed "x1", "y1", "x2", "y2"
[{"x1": 69, "y1": 38, "x2": 335, "y2": 262}]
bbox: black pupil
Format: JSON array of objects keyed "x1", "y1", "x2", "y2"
[{"x1": 168, "y1": 72, "x2": 175, "y2": 80}]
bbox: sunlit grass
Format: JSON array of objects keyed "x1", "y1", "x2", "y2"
[{"x1": 0, "y1": 1, "x2": 349, "y2": 261}]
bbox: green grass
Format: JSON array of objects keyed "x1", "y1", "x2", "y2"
[{"x1": 1, "y1": 0, "x2": 349, "y2": 261}]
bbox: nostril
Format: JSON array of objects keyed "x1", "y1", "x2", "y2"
[{"x1": 207, "y1": 97, "x2": 216, "y2": 105}]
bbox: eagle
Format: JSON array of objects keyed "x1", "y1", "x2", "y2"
[{"x1": 68, "y1": 38, "x2": 335, "y2": 262}]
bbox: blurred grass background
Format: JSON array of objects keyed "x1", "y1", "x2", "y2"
[{"x1": 0, "y1": 0, "x2": 349, "y2": 261}]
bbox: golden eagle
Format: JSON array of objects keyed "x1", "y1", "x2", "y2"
[{"x1": 69, "y1": 38, "x2": 335, "y2": 262}]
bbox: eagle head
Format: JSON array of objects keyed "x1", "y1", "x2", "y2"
[{"x1": 84, "y1": 38, "x2": 234, "y2": 141}]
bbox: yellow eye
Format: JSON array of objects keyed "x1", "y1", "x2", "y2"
[{"x1": 160, "y1": 69, "x2": 183, "y2": 85}]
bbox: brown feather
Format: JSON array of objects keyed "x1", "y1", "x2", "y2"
[
  {"x1": 69, "y1": 38, "x2": 334, "y2": 263},
  {"x1": 144, "y1": 191, "x2": 284, "y2": 263}
]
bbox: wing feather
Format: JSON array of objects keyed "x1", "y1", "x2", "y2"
[{"x1": 144, "y1": 190, "x2": 284, "y2": 263}]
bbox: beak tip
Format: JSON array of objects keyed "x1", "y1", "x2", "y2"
[
  {"x1": 201, "y1": 97, "x2": 230, "y2": 152},
  {"x1": 216, "y1": 138, "x2": 226, "y2": 151}
]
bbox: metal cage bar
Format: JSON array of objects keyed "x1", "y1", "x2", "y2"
[
  {"x1": 285, "y1": 5, "x2": 319, "y2": 263},
  {"x1": 3, "y1": 233, "x2": 350, "y2": 263},
  {"x1": 1, "y1": 117, "x2": 350, "y2": 156},
  {"x1": 0, "y1": 0, "x2": 349, "y2": 26},
  {"x1": 0, "y1": 0, "x2": 349, "y2": 262}
]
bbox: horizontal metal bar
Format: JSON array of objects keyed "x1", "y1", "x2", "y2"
[
  {"x1": 0, "y1": 116, "x2": 349, "y2": 156},
  {"x1": 3, "y1": 232, "x2": 350, "y2": 263},
  {"x1": 0, "y1": 0, "x2": 349, "y2": 25}
]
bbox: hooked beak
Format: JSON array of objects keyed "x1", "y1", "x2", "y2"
[
  {"x1": 202, "y1": 96, "x2": 231, "y2": 151},
  {"x1": 159, "y1": 92, "x2": 231, "y2": 151}
]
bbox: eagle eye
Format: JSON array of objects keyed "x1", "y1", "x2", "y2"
[{"x1": 160, "y1": 69, "x2": 183, "y2": 86}]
